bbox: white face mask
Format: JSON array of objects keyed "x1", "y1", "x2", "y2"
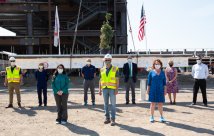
[
  {"x1": 196, "y1": 60, "x2": 201, "y2": 64},
  {"x1": 57, "y1": 69, "x2": 63, "y2": 74},
  {"x1": 128, "y1": 59, "x2": 132, "y2": 63},
  {"x1": 86, "y1": 62, "x2": 91, "y2": 65},
  {"x1": 105, "y1": 60, "x2": 111, "y2": 66},
  {"x1": 155, "y1": 64, "x2": 161, "y2": 69},
  {"x1": 11, "y1": 62, "x2": 16, "y2": 67}
]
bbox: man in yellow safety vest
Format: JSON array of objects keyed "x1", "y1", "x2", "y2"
[
  {"x1": 4, "y1": 57, "x2": 22, "y2": 108},
  {"x1": 99, "y1": 54, "x2": 119, "y2": 126}
]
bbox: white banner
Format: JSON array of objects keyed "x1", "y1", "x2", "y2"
[
  {"x1": 15, "y1": 56, "x2": 188, "y2": 69},
  {"x1": 54, "y1": 6, "x2": 60, "y2": 47}
]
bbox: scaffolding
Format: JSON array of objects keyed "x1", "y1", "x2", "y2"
[{"x1": 0, "y1": 0, "x2": 128, "y2": 54}]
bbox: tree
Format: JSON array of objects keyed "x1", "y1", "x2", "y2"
[{"x1": 100, "y1": 13, "x2": 114, "y2": 53}]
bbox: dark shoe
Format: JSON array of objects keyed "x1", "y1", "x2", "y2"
[
  {"x1": 191, "y1": 103, "x2": 196, "y2": 106},
  {"x1": 38, "y1": 104, "x2": 42, "y2": 107},
  {"x1": 5, "y1": 104, "x2": 13, "y2": 108},
  {"x1": 56, "y1": 119, "x2": 61, "y2": 124},
  {"x1": 44, "y1": 104, "x2": 47, "y2": 107},
  {"x1": 104, "y1": 119, "x2": 111, "y2": 124},
  {"x1": 204, "y1": 104, "x2": 208, "y2": 107},
  {"x1": 170, "y1": 101, "x2": 173, "y2": 105},
  {"x1": 111, "y1": 119, "x2": 116, "y2": 126},
  {"x1": 92, "y1": 102, "x2": 95, "y2": 106},
  {"x1": 126, "y1": 102, "x2": 129, "y2": 105},
  {"x1": 61, "y1": 120, "x2": 67, "y2": 125},
  {"x1": 18, "y1": 103, "x2": 22, "y2": 108},
  {"x1": 173, "y1": 102, "x2": 176, "y2": 105},
  {"x1": 132, "y1": 102, "x2": 136, "y2": 104},
  {"x1": 83, "y1": 102, "x2": 88, "y2": 106}
]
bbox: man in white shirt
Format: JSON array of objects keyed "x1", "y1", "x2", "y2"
[{"x1": 191, "y1": 56, "x2": 209, "y2": 106}]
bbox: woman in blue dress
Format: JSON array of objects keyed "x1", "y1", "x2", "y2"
[{"x1": 147, "y1": 59, "x2": 167, "y2": 123}]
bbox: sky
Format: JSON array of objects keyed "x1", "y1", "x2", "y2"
[
  {"x1": 127, "y1": 0, "x2": 214, "y2": 52},
  {"x1": 0, "y1": 27, "x2": 16, "y2": 36}
]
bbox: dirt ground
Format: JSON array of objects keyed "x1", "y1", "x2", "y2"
[{"x1": 0, "y1": 74, "x2": 214, "y2": 136}]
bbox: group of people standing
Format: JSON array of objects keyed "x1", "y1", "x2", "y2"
[{"x1": 3, "y1": 54, "x2": 209, "y2": 125}]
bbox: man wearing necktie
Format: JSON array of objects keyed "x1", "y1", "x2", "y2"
[{"x1": 123, "y1": 56, "x2": 138, "y2": 104}]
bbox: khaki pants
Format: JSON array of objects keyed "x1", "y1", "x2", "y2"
[{"x1": 8, "y1": 82, "x2": 21, "y2": 104}]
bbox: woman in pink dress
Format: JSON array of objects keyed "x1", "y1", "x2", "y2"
[{"x1": 165, "y1": 60, "x2": 179, "y2": 104}]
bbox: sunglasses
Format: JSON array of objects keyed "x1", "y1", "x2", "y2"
[{"x1": 10, "y1": 61, "x2": 15, "y2": 62}]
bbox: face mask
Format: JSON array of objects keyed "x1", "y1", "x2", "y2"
[
  {"x1": 128, "y1": 59, "x2": 132, "y2": 63},
  {"x1": 155, "y1": 64, "x2": 161, "y2": 69},
  {"x1": 196, "y1": 60, "x2": 201, "y2": 64},
  {"x1": 57, "y1": 68, "x2": 63, "y2": 74},
  {"x1": 11, "y1": 62, "x2": 15, "y2": 67},
  {"x1": 105, "y1": 61, "x2": 111, "y2": 65},
  {"x1": 86, "y1": 62, "x2": 91, "y2": 65}
]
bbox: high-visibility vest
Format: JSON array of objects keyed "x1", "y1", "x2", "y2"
[
  {"x1": 6, "y1": 66, "x2": 21, "y2": 83},
  {"x1": 100, "y1": 66, "x2": 118, "y2": 89}
]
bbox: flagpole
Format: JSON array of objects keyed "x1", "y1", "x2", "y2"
[
  {"x1": 126, "y1": 2, "x2": 136, "y2": 52},
  {"x1": 59, "y1": 39, "x2": 61, "y2": 55},
  {"x1": 128, "y1": 12, "x2": 136, "y2": 52},
  {"x1": 143, "y1": 2, "x2": 148, "y2": 54},
  {"x1": 71, "y1": 0, "x2": 82, "y2": 55},
  {"x1": 70, "y1": 0, "x2": 82, "y2": 71},
  {"x1": 144, "y1": 20, "x2": 148, "y2": 54}
]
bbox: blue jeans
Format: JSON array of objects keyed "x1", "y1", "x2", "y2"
[{"x1": 103, "y1": 88, "x2": 116, "y2": 120}]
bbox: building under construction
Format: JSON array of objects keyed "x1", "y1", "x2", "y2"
[{"x1": 0, "y1": 0, "x2": 127, "y2": 54}]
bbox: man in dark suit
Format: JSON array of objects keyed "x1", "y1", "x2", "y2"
[{"x1": 123, "y1": 56, "x2": 138, "y2": 104}]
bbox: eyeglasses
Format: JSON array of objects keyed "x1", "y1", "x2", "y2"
[{"x1": 10, "y1": 61, "x2": 15, "y2": 62}]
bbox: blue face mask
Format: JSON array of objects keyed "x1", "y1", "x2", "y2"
[{"x1": 128, "y1": 59, "x2": 132, "y2": 63}]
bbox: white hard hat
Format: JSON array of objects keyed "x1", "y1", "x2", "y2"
[
  {"x1": 9, "y1": 57, "x2": 16, "y2": 61},
  {"x1": 104, "y1": 54, "x2": 112, "y2": 59}
]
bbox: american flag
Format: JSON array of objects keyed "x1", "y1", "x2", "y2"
[
  {"x1": 138, "y1": 4, "x2": 146, "y2": 41},
  {"x1": 54, "y1": 6, "x2": 60, "y2": 47}
]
